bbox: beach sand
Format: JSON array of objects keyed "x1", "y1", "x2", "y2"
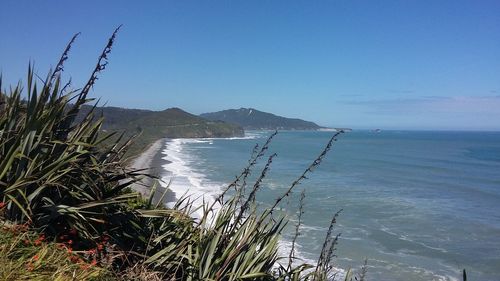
[{"x1": 129, "y1": 138, "x2": 175, "y2": 205}]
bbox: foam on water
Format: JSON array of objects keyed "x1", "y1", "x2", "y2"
[
  {"x1": 159, "y1": 132, "x2": 263, "y2": 218},
  {"x1": 274, "y1": 239, "x2": 347, "y2": 280},
  {"x1": 160, "y1": 138, "x2": 223, "y2": 219}
]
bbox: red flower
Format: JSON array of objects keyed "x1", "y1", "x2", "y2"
[
  {"x1": 0, "y1": 202, "x2": 6, "y2": 209},
  {"x1": 68, "y1": 255, "x2": 80, "y2": 263},
  {"x1": 32, "y1": 234, "x2": 45, "y2": 246},
  {"x1": 32, "y1": 255, "x2": 39, "y2": 261}
]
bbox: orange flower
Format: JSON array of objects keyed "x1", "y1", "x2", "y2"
[
  {"x1": 32, "y1": 255, "x2": 39, "y2": 261},
  {"x1": 69, "y1": 255, "x2": 79, "y2": 263}
]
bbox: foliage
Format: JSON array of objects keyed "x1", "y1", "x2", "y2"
[
  {"x1": 77, "y1": 106, "x2": 244, "y2": 157},
  {"x1": 0, "y1": 27, "x2": 150, "y2": 250}
]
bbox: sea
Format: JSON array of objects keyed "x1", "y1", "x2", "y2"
[{"x1": 158, "y1": 130, "x2": 500, "y2": 281}]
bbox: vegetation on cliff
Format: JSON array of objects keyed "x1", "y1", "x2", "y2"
[
  {"x1": 201, "y1": 108, "x2": 323, "y2": 130},
  {"x1": 77, "y1": 105, "x2": 243, "y2": 157}
]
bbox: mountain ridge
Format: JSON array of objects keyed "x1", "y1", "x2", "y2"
[
  {"x1": 77, "y1": 105, "x2": 244, "y2": 155},
  {"x1": 78, "y1": 105, "x2": 243, "y2": 136},
  {"x1": 200, "y1": 108, "x2": 323, "y2": 130}
]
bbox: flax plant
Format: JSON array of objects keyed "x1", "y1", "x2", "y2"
[{"x1": 0, "y1": 26, "x2": 152, "y2": 250}]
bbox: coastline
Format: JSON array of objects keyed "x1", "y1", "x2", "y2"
[{"x1": 129, "y1": 138, "x2": 173, "y2": 204}]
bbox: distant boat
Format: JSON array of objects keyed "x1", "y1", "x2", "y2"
[{"x1": 372, "y1": 129, "x2": 382, "y2": 133}]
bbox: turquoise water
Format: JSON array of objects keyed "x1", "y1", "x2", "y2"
[{"x1": 160, "y1": 130, "x2": 500, "y2": 281}]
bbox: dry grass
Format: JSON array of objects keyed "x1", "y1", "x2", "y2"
[{"x1": 0, "y1": 220, "x2": 112, "y2": 281}]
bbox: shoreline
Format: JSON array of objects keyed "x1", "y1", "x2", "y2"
[{"x1": 129, "y1": 138, "x2": 172, "y2": 204}]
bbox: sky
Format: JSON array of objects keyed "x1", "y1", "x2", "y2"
[{"x1": 1, "y1": 1, "x2": 499, "y2": 130}]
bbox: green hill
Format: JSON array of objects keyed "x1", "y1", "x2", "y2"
[
  {"x1": 78, "y1": 105, "x2": 244, "y2": 155},
  {"x1": 200, "y1": 108, "x2": 323, "y2": 130},
  {"x1": 129, "y1": 107, "x2": 244, "y2": 138}
]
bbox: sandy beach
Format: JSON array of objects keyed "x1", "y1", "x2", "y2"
[{"x1": 129, "y1": 138, "x2": 167, "y2": 200}]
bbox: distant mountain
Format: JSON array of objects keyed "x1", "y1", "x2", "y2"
[
  {"x1": 126, "y1": 107, "x2": 244, "y2": 139},
  {"x1": 77, "y1": 106, "x2": 152, "y2": 130},
  {"x1": 200, "y1": 108, "x2": 322, "y2": 130},
  {"x1": 77, "y1": 105, "x2": 244, "y2": 155},
  {"x1": 79, "y1": 105, "x2": 243, "y2": 137}
]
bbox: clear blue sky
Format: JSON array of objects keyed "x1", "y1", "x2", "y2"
[{"x1": 1, "y1": 1, "x2": 499, "y2": 130}]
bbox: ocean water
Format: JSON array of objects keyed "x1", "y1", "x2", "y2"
[{"x1": 159, "y1": 130, "x2": 500, "y2": 281}]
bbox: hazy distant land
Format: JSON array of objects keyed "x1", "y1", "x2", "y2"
[{"x1": 201, "y1": 108, "x2": 326, "y2": 130}]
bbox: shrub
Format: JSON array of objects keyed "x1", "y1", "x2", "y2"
[{"x1": 0, "y1": 26, "x2": 155, "y2": 258}]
